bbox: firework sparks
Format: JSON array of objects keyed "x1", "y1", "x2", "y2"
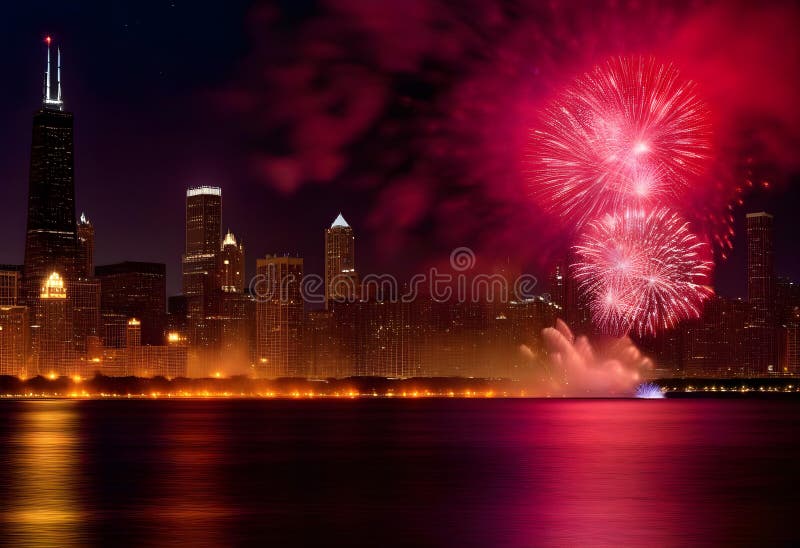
[
  {"x1": 528, "y1": 56, "x2": 712, "y2": 229},
  {"x1": 573, "y1": 208, "x2": 714, "y2": 337}
]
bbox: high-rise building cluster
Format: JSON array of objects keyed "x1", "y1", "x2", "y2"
[
  {"x1": 674, "y1": 211, "x2": 799, "y2": 376},
  {"x1": 179, "y1": 185, "x2": 251, "y2": 376},
  {"x1": 2, "y1": 41, "x2": 798, "y2": 380},
  {"x1": 549, "y1": 211, "x2": 800, "y2": 377},
  {"x1": 0, "y1": 40, "x2": 184, "y2": 378},
  {"x1": 0, "y1": 41, "x2": 562, "y2": 381}
]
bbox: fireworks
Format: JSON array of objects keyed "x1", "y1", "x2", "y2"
[
  {"x1": 528, "y1": 56, "x2": 711, "y2": 229},
  {"x1": 527, "y1": 56, "x2": 718, "y2": 337},
  {"x1": 573, "y1": 208, "x2": 713, "y2": 337}
]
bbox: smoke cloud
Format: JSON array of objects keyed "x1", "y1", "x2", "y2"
[{"x1": 522, "y1": 319, "x2": 653, "y2": 397}]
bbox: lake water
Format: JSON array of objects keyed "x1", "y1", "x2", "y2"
[{"x1": 0, "y1": 398, "x2": 798, "y2": 546}]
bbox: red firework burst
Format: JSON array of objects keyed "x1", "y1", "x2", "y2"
[
  {"x1": 572, "y1": 208, "x2": 714, "y2": 337},
  {"x1": 528, "y1": 56, "x2": 712, "y2": 229}
]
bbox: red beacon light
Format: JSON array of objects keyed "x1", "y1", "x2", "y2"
[{"x1": 45, "y1": 36, "x2": 52, "y2": 45}]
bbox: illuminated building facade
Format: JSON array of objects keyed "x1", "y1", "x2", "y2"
[
  {"x1": 183, "y1": 186, "x2": 221, "y2": 301},
  {"x1": 304, "y1": 310, "x2": 336, "y2": 378},
  {"x1": 324, "y1": 213, "x2": 359, "y2": 308},
  {"x1": 255, "y1": 255, "x2": 304, "y2": 377},
  {"x1": 35, "y1": 272, "x2": 73, "y2": 375},
  {"x1": 95, "y1": 262, "x2": 166, "y2": 346},
  {"x1": 23, "y1": 40, "x2": 78, "y2": 316},
  {"x1": 71, "y1": 277, "x2": 100, "y2": 354},
  {"x1": 93, "y1": 321, "x2": 188, "y2": 378},
  {"x1": 124, "y1": 317, "x2": 143, "y2": 376},
  {"x1": 205, "y1": 291, "x2": 254, "y2": 376},
  {"x1": 0, "y1": 306, "x2": 29, "y2": 376},
  {"x1": 182, "y1": 186, "x2": 222, "y2": 370},
  {"x1": 197, "y1": 229, "x2": 252, "y2": 374},
  {"x1": 0, "y1": 265, "x2": 22, "y2": 306},
  {"x1": 126, "y1": 318, "x2": 142, "y2": 347},
  {"x1": 358, "y1": 300, "x2": 414, "y2": 378},
  {"x1": 133, "y1": 344, "x2": 188, "y2": 378},
  {"x1": 217, "y1": 229, "x2": 245, "y2": 293}
]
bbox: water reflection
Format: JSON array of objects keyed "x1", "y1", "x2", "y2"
[
  {"x1": 0, "y1": 399, "x2": 797, "y2": 546},
  {"x1": 3, "y1": 401, "x2": 86, "y2": 547},
  {"x1": 148, "y1": 405, "x2": 231, "y2": 546}
]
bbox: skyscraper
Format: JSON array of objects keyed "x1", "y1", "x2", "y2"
[
  {"x1": 745, "y1": 212, "x2": 777, "y2": 373},
  {"x1": 182, "y1": 186, "x2": 222, "y2": 353},
  {"x1": 324, "y1": 213, "x2": 358, "y2": 308},
  {"x1": 126, "y1": 318, "x2": 142, "y2": 347},
  {"x1": 77, "y1": 212, "x2": 95, "y2": 278},
  {"x1": 23, "y1": 39, "x2": 77, "y2": 314},
  {"x1": 183, "y1": 186, "x2": 222, "y2": 299},
  {"x1": 125, "y1": 318, "x2": 142, "y2": 376},
  {"x1": 255, "y1": 255, "x2": 304, "y2": 377},
  {"x1": 35, "y1": 272, "x2": 72, "y2": 375},
  {"x1": 747, "y1": 212, "x2": 775, "y2": 323},
  {"x1": 203, "y1": 229, "x2": 251, "y2": 375}
]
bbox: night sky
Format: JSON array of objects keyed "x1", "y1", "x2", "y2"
[{"x1": 0, "y1": 1, "x2": 798, "y2": 297}]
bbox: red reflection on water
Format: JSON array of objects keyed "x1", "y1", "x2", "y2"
[{"x1": 147, "y1": 405, "x2": 233, "y2": 545}]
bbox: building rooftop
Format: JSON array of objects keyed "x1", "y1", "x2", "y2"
[
  {"x1": 222, "y1": 229, "x2": 238, "y2": 248},
  {"x1": 187, "y1": 186, "x2": 222, "y2": 197},
  {"x1": 95, "y1": 261, "x2": 166, "y2": 276},
  {"x1": 330, "y1": 213, "x2": 350, "y2": 229}
]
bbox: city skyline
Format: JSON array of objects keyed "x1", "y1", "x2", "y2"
[
  {"x1": 1, "y1": 4, "x2": 799, "y2": 299},
  {"x1": 2, "y1": 5, "x2": 800, "y2": 548},
  {"x1": 0, "y1": 35, "x2": 799, "y2": 380}
]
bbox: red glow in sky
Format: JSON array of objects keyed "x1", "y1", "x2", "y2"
[
  {"x1": 528, "y1": 56, "x2": 712, "y2": 233},
  {"x1": 223, "y1": 1, "x2": 800, "y2": 283}
]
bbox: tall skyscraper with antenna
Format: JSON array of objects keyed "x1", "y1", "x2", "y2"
[{"x1": 23, "y1": 36, "x2": 77, "y2": 318}]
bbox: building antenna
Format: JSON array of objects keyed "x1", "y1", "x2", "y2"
[
  {"x1": 44, "y1": 36, "x2": 51, "y2": 102},
  {"x1": 57, "y1": 47, "x2": 62, "y2": 102}
]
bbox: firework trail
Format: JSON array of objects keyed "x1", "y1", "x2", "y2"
[
  {"x1": 573, "y1": 208, "x2": 714, "y2": 337},
  {"x1": 528, "y1": 56, "x2": 712, "y2": 230}
]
